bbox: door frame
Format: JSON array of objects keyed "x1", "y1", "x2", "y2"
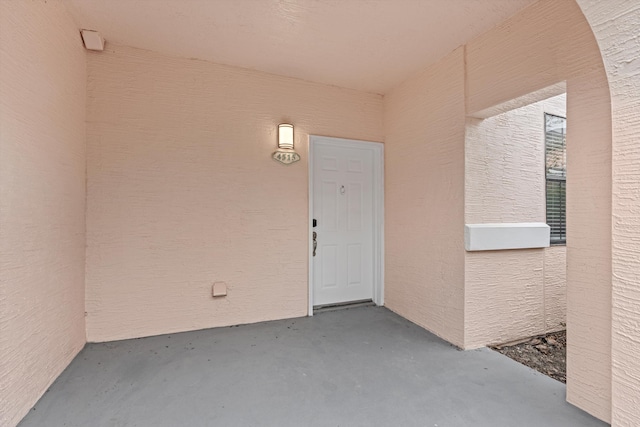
[{"x1": 308, "y1": 135, "x2": 384, "y2": 316}]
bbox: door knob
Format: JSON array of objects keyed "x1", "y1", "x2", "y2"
[{"x1": 313, "y1": 231, "x2": 317, "y2": 257}]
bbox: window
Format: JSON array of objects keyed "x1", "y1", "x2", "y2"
[{"x1": 545, "y1": 113, "x2": 566, "y2": 245}]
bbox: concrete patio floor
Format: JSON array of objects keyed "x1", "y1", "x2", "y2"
[{"x1": 19, "y1": 306, "x2": 607, "y2": 427}]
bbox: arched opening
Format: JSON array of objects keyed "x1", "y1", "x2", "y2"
[
  {"x1": 462, "y1": 0, "x2": 612, "y2": 421},
  {"x1": 574, "y1": 1, "x2": 640, "y2": 425}
]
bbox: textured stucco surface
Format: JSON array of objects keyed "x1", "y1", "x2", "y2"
[
  {"x1": 544, "y1": 246, "x2": 567, "y2": 332},
  {"x1": 464, "y1": 246, "x2": 567, "y2": 350},
  {"x1": 0, "y1": 1, "x2": 87, "y2": 426},
  {"x1": 565, "y1": 66, "x2": 612, "y2": 424},
  {"x1": 63, "y1": 0, "x2": 534, "y2": 94},
  {"x1": 464, "y1": 95, "x2": 567, "y2": 349},
  {"x1": 465, "y1": 1, "x2": 611, "y2": 420},
  {"x1": 465, "y1": 249, "x2": 545, "y2": 348},
  {"x1": 384, "y1": 48, "x2": 466, "y2": 348},
  {"x1": 576, "y1": 1, "x2": 640, "y2": 426},
  {"x1": 465, "y1": 95, "x2": 566, "y2": 224},
  {"x1": 85, "y1": 44, "x2": 384, "y2": 342},
  {"x1": 466, "y1": 1, "x2": 604, "y2": 117}
]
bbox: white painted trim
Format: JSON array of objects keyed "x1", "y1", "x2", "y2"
[
  {"x1": 308, "y1": 136, "x2": 384, "y2": 315},
  {"x1": 464, "y1": 222, "x2": 550, "y2": 251},
  {"x1": 308, "y1": 139, "x2": 314, "y2": 316}
]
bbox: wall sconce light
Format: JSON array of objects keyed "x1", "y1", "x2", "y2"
[
  {"x1": 273, "y1": 123, "x2": 300, "y2": 165},
  {"x1": 278, "y1": 123, "x2": 294, "y2": 150}
]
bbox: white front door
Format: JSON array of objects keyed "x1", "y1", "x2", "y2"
[{"x1": 312, "y1": 139, "x2": 376, "y2": 307}]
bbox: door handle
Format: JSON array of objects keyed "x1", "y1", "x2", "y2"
[{"x1": 313, "y1": 231, "x2": 317, "y2": 257}]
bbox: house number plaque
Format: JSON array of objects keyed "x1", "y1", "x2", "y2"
[{"x1": 273, "y1": 149, "x2": 300, "y2": 165}]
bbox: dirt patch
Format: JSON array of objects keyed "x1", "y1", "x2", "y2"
[{"x1": 490, "y1": 330, "x2": 566, "y2": 383}]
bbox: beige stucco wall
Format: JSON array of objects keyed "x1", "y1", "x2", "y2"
[
  {"x1": 465, "y1": 95, "x2": 566, "y2": 224},
  {"x1": 544, "y1": 245, "x2": 567, "y2": 332},
  {"x1": 384, "y1": 48, "x2": 466, "y2": 348},
  {"x1": 464, "y1": 94, "x2": 567, "y2": 349},
  {"x1": 564, "y1": 66, "x2": 612, "y2": 423},
  {"x1": 576, "y1": 1, "x2": 640, "y2": 426},
  {"x1": 0, "y1": 1, "x2": 87, "y2": 426},
  {"x1": 85, "y1": 44, "x2": 384, "y2": 342}
]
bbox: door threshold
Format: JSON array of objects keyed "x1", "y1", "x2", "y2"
[{"x1": 313, "y1": 300, "x2": 375, "y2": 314}]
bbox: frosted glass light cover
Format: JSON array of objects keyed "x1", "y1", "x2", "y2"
[{"x1": 278, "y1": 124, "x2": 294, "y2": 149}]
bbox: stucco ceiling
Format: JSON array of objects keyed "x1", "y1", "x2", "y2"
[{"x1": 64, "y1": 0, "x2": 535, "y2": 94}]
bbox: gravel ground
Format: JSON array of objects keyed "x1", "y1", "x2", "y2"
[{"x1": 490, "y1": 330, "x2": 567, "y2": 383}]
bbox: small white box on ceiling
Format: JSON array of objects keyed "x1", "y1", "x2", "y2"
[{"x1": 80, "y1": 30, "x2": 105, "y2": 51}]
